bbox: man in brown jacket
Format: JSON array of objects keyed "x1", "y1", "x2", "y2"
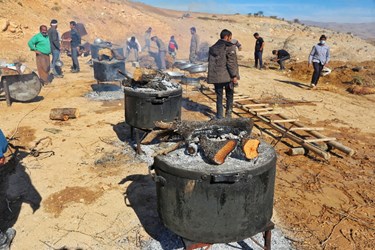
[{"x1": 207, "y1": 29, "x2": 239, "y2": 119}]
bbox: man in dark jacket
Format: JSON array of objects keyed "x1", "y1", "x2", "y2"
[
  {"x1": 69, "y1": 21, "x2": 81, "y2": 73},
  {"x1": 253, "y1": 32, "x2": 264, "y2": 69},
  {"x1": 272, "y1": 49, "x2": 290, "y2": 70},
  {"x1": 48, "y1": 19, "x2": 63, "y2": 77},
  {"x1": 207, "y1": 29, "x2": 239, "y2": 119},
  {"x1": 151, "y1": 36, "x2": 167, "y2": 70}
]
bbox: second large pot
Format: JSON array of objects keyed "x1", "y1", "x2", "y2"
[{"x1": 124, "y1": 86, "x2": 182, "y2": 130}]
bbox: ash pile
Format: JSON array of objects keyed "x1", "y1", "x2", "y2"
[{"x1": 122, "y1": 68, "x2": 180, "y2": 92}]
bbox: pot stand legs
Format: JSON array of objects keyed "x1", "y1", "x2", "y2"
[{"x1": 182, "y1": 221, "x2": 274, "y2": 250}]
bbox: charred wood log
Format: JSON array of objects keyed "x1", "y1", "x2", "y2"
[
  {"x1": 200, "y1": 137, "x2": 238, "y2": 165},
  {"x1": 154, "y1": 118, "x2": 253, "y2": 141}
]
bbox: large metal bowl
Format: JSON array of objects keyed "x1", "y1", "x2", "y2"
[
  {"x1": 177, "y1": 63, "x2": 195, "y2": 70},
  {"x1": 166, "y1": 71, "x2": 185, "y2": 79},
  {"x1": 187, "y1": 65, "x2": 207, "y2": 73}
]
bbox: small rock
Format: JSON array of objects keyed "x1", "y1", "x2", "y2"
[
  {"x1": 0, "y1": 18, "x2": 10, "y2": 32},
  {"x1": 352, "y1": 66, "x2": 363, "y2": 72}
]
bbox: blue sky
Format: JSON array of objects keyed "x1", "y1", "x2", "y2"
[{"x1": 133, "y1": 0, "x2": 375, "y2": 23}]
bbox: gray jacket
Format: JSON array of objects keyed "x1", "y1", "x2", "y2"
[
  {"x1": 207, "y1": 39, "x2": 238, "y2": 84},
  {"x1": 309, "y1": 44, "x2": 330, "y2": 65}
]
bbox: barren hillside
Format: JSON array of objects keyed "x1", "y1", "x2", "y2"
[{"x1": 1, "y1": 0, "x2": 375, "y2": 64}]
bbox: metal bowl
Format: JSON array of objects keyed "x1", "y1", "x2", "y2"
[
  {"x1": 180, "y1": 76, "x2": 200, "y2": 86},
  {"x1": 187, "y1": 65, "x2": 207, "y2": 73},
  {"x1": 177, "y1": 63, "x2": 195, "y2": 70},
  {"x1": 166, "y1": 71, "x2": 185, "y2": 79}
]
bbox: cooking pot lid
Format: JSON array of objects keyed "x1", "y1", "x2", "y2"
[{"x1": 153, "y1": 141, "x2": 276, "y2": 180}]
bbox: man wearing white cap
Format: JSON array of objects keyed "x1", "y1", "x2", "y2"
[{"x1": 48, "y1": 19, "x2": 63, "y2": 77}]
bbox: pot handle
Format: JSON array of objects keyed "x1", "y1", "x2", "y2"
[
  {"x1": 151, "y1": 98, "x2": 167, "y2": 104},
  {"x1": 210, "y1": 173, "x2": 239, "y2": 184},
  {"x1": 149, "y1": 165, "x2": 167, "y2": 186}
]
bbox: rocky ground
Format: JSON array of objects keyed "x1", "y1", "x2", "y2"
[{"x1": 0, "y1": 1, "x2": 374, "y2": 249}]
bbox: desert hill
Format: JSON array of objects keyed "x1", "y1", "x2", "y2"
[{"x1": 1, "y1": 0, "x2": 375, "y2": 64}]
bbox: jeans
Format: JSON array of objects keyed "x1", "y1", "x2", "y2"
[
  {"x1": 311, "y1": 62, "x2": 324, "y2": 85},
  {"x1": 71, "y1": 47, "x2": 80, "y2": 71},
  {"x1": 143, "y1": 39, "x2": 150, "y2": 51},
  {"x1": 277, "y1": 55, "x2": 290, "y2": 70},
  {"x1": 50, "y1": 49, "x2": 60, "y2": 75},
  {"x1": 254, "y1": 51, "x2": 263, "y2": 69},
  {"x1": 214, "y1": 82, "x2": 234, "y2": 119},
  {"x1": 126, "y1": 48, "x2": 139, "y2": 62}
]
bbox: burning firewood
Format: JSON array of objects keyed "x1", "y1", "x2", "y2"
[
  {"x1": 242, "y1": 138, "x2": 260, "y2": 160},
  {"x1": 200, "y1": 137, "x2": 238, "y2": 165},
  {"x1": 154, "y1": 118, "x2": 253, "y2": 141}
]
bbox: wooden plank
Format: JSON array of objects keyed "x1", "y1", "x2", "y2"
[
  {"x1": 304, "y1": 137, "x2": 336, "y2": 143},
  {"x1": 278, "y1": 114, "x2": 354, "y2": 156},
  {"x1": 271, "y1": 119, "x2": 298, "y2": 123},
  {"x1": 257, "y1": 111, "x2": 282, "y2": 116},
  {"x1": 243, "y1": 103, "x2": 269, "y2": 108},
  {"x1": 234, "y1": 97, "x2": 253, "y2": 102},
  {"x1": 250, "y1": 107, "x2": 274, "y2": 112},
  {"x1": 290, "y1": 127, "x2": 324, "y2": 131}
]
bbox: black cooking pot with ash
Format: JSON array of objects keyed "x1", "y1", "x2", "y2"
[
  {"x1": 151, "y1": 141, "x2": 276, "y2": 243},
  {"x1": 124, "y1": 85, "x2": 182, "y2": 130},
  {"x1": 93, "y1": 59, "x2": 126, "y2": 82}
]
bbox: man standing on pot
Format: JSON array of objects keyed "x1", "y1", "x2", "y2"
[
  {"x1": 28, "y1": 25, "x2": 51, "y2": 85},
  {"x1": 208, "y1": 29, "x2": 239, "y2": 119},
  {"x1": 151, "y1": 36, "x2": 167, "y2": 70},
  {"x1": 69, "y1": 21, "x2": 81, "y2": 73},
  {"x1": 308, "y1": 34, "x2": 330, "y2": 89},
  {"x1": 48, "y1": 19, "x2": 63, "y2": 78},
  {"x1": 189, "y1": 27, "x2": 199, "y2": 63}
]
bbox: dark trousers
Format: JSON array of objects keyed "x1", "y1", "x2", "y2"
[
  {"x1": 214, "y1": 82, "x2": 234, "y2": 119},
  {"x1": 254, "y1": 51, "x2": 263, "y2": 69},
  {"x1": 71, "y1": 47, "x2": 80, "y2": 70},
  {"x1": 277, "y1": 55, "x2": 290, "y2": 70},
  {"x1": 311, "y1": 62, "x2": 324, "y2": 85},
  {"x1": 126, "y1": 48, "x2": 139, "y2": 62},
  {"x1": 36, "y1": 53, "x2": 50, "y2": 84},
  {"x1": 159, "y1": 51, "x2": 166, "y2": 70},
  {"x1": 51, "y1": 49, "x2": 61, "y2": 75}
]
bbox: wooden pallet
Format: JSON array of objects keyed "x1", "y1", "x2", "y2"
[{"x1": 200, "y1": 87, "x2": 354, "y2": 160}]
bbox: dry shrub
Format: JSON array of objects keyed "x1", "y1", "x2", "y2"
[{"x1": 347, "y1": 85, "x2": 375, "y2": 95}]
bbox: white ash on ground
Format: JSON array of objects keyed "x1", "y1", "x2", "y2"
[{"x1": 85, "y1": 83, "x2": 124, "y2": 101}]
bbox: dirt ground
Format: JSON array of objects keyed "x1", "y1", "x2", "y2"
[
  {"x1": 0, "y1": 51, "x2": 374, "y2": 249},
  {"x1": 0, "y1": 1, "x2": 374, "y2": 249}
]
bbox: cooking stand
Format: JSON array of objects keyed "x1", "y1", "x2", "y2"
[{"x1": 182, "y1": 221, "x2": 274, "y2": 250}]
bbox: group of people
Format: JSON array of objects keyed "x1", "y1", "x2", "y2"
[
  {"x1": 28, "y1": 20, "x2": 81, "y2": 85},
  {"x1": 253, "y1": 32, "x2": 330, "y2": 89},
  {"x1": 208, "y1": 30, "x2": 330, "y2": 119},
  {"x1": 126, "y1": 26, "x2": 196, "y2": 70}
]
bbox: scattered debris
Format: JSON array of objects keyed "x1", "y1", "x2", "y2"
[{"x1": 49, "y1": 108, "x2": 79, "y2": 121}]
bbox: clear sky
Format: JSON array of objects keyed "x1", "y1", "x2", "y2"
[{"x1": 132, "y1": 0, "x2": 375, "y2": 23}]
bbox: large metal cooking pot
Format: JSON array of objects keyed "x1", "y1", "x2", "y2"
[
  {"x1": 93, "y1": 59, "x2": 126, "y2": 82},
  {"x1": 152, "y1": 141, "x2": 276, "y2": 243},
  {"x1": 166, "y1": 71, "x2": 184, "y2": 79},
  {"x1": 1, "y1": 72, "x2": 41, "y2": 102},
  {"x1": 124, "y1": 86, "x2": 182, "y2": 130}
]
